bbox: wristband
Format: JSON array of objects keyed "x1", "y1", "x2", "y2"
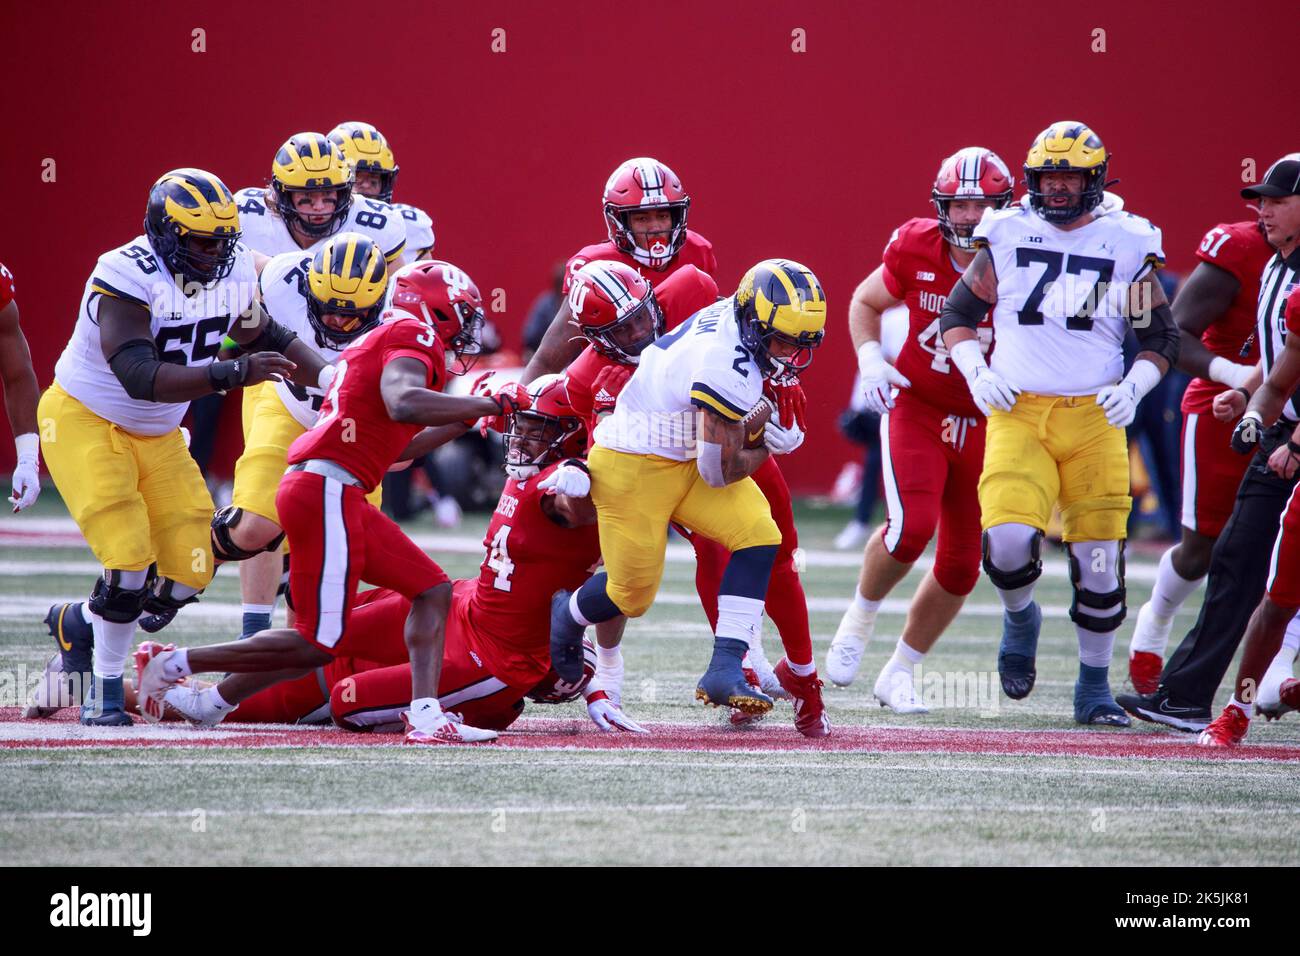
[
  {"x1": 560, "y1": 458, "x2": 590, "y2": 475},
  {"x1": 1288, "y1": 441, "x2": 1300, "y2": 456},
  {"x1": 1235, "y1": 386, "x2": 1252, "y2": 402},
  {"x1": 14, "y1": 432, "x2": 39, "y2": 464},
  {"x1": 207, "y1": 358, "x2": 246, "y2": 392}
]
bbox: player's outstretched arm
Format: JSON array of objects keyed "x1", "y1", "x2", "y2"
[
  {"x1": 1171, "y1": 261, "x2": 1250, "y2": 385},
  {"x1": 380, "y1": 357, "x2": 526, "y2": 426},
  {"x1": 521, "y1": 298, "x2": 586, "y2": 384},
  {"x1": 99, "y1": 297, "x2": 295, "y2": 403},
  {"x1": 0, "y1": 299, "x2": 39, "y2": 444},
  {"x1": 227, "y1": 303, "x2": 330, "y2": 391},
  {"x1": 851, "y1": 266, "x2": 910, "y2": 415},
  {"x1": 1243, "y1": 337, "x2": 1300, "y2": 432},
  {"x1": 396, "y1": 423, "x2": 472, "y2": 461},
  {"x1": 696, "y1": 408, "x2": 768, "y2": 487}
]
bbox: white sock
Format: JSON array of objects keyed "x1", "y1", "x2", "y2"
[
  {"x1": 1283, "y1": 614, "x2": 1300, "y2": 656},
  {"x1": 1229, "y1": 696, "x2": 1251, "y2": 718},
  {"x1": 786, "y1": 658, "x2": 816, "y2": 677},
  {"x1": 716, "y1": 594, "x2": 765, "y2": 645},
  {"x1": 1077, "y1": 630, "x2": 1116, "y2": 669},
  {"x1": 853, "y1": 592, "x2": 881, "y2": 615},
  {"x1": 409, "y1": 696, "x2": 442, "y2": 727},
  {"x1": 888, "y1": 638, "x2": 925, "y2": 671},
  {"x1": 163, "y1": 649, "x2": 192, "y2": 681},
  {"x1": 90, "y1": 615, "x2": 138, "y2": 679},
  {"x1": 1149, "y1": 549, "x2": 1201, "y2": 620}
]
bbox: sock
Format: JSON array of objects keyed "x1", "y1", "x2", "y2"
[
  {"x1": 853, "y1": 592, "x2": 882, "y2": 615},
  {"x1": 787, "y1": 658, "x2": 816, "y2": 677},
  {"x1": 1229, "y1": 696, "x2": 1251, "y2": 718},
  {"x1": 1283, "y1": 614, "x2": 1300, "y2": 656},
  {"x1": 162, "y1": 649, "x2": 192, "y2": 681},
  {"x1": 1077, "y1": 629, "x2": 1116, "y2": 669},
  {"x1": 241, "y1": 604, "x2": 274, "y2": 639},
  {"x1": 716, "y1": 594, "x2": 765, "y2": 645},
  {"x1": 409, "y1": 696, "x2": 443, "y2": 727},
  {"x1": 1077, "y1": 661, "x2": 1111, "y2": 687},
  {"x1": 888, "y1": 638, "x2": 925, "y2": 672},
  {"x1": 208, "y1": 686, "x2": 235, "y2": 711},
  {"x1": 90, "y1": 616, "x2": 137, "y2": 680},
  {"x1": 572, "y1": 574, "x2": 621, "y2": 625},
  {"x1": 999, "y1": 585, "x2": 1036, "y2": 613},
  {"x1": 1148, "y1": 549, "x2": 1201, "y2": 620}
]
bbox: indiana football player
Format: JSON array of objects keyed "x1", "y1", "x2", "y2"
[
  {"x1": 38, "y1": 169, "x2": 331, "y2": 725},
  {"x1": 1125, "y1": 213, "x2": 1276, "y2": 692},
  {"x1": 939, "y1": 122, "x2": 1178, "y2": 727},
  {"x1": 0, "y1": 262, "x2": 42, "y2": 513},
  {"x1": 548, "y1": 260, "x2": 827, "y2": 730},
  {"x1": 827, "y1": 147, "x2": 1012, "y2": 713},
  {"x1": 329, "y1": 121, "x2": 436, "y2": 262},
  {"x1": 521, "y1": 157, "x2": 718, "y2": 383},
  {"x1": 135, "y1": 262, "x2": 531, "y2": 744}
]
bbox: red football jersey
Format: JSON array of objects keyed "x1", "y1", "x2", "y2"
[
  {"x1": 881, "y1": 218, "x2": 991, "y2": 417},
  {"x1": 470, "y1": 462, "x2": 603, "y2": 687},
  {"x1": 287, "y1": 311, "x2": 446, "y2": 492},
  {"x1": 562, "y1": 229, "x2": 718, "y2": 294},
  {"x1": 1182, "y1": 221, "x2": 1273, "y2": 414},
  {"x1": 0, "y1": 262, "x2": 14, "y2": 310},
  {"x1": 565, "y1": 265, "x2": 719, "y2": 437},
  {"x1": 1285, "y1": 284, "x2": 1300, "y2": 337}
]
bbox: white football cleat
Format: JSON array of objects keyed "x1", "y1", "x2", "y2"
[
  {"x1": 873, "y1": 665, "x2": 929, "y2": 714},
  {"x1": 834, "y1": 520, "x2": 869, "y2": 551},
  {"x1": 402, "y1": 710, "x2": 498, "y2": 745},
  {"x1": 134, "y1": 641, "x2": 179, "y2": 724},
  {"x1": 162, "y1": 684, "x2": 233, "y2": 728},
  {"x1": 1257, "y1": 664, "x2": 1298, "y2": 721},
  {"x1": 23, "y1": 655, "x2": 69, "y2": 718},
  {"x1": 826, "y1": 603, "x2": 877, "y2": 687}
]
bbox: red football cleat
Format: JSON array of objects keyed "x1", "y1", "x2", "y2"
[
  {"x1": 730, "y1": 667, "x2": 766, "y2": 726},
  {"x1": 1128, "y1": 650, "x2": 1162, "y2": 696},
  {"x1": 1197, "y1": 704, "x2": 1250, "y2": 748},
  {"x1": 775, "y1": 658, "x2": 831, "y2": 739}
]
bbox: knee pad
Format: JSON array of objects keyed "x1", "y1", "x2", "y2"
[
  {"x1": 211, "y1": 506, "x2": 286, "y2": 563},
  {"x1": 142, "y1": 576, "x2": 202, "y2": 615},
  {"x1": 981, "y1": 528, "x2": 1043, "y2": 591},
  {"x1": 88, "y1": 570, "x2": 151, "y2": 624},
  {"x1": 1067, "y1": 541, "x2": 1127, "y2": 633}
]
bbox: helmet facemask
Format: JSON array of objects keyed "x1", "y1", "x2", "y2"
[
  {"x1": 1025, "y1": 165, "x2": 1106, "y2": 225},
  {"x1": 273, "y1": 182, "x2": 354, "y2": 240},
  {"x1": 582, "y1": 288, "x2": 665, "y2": 364},
  {"x1": 504, "y1": 410, "x2": 583, "y2": 480},
  {"x1": 445, "y1": 303, "x2": 486, "y2": 376},
  {"x1": 605, "y1": 201, "x2": 690, "y2": 268},
  {"x1": 305, "y1": 293, "x2": 381, "y2": 350},
  {"x1": 151, "y1": 225, "x2": 241, "y2": 288},
  {"x1": 932, "y1": 194, "x2": 1012, "y2": 249}
]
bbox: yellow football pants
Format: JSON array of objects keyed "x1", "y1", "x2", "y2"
[
  {"x1": 588, "y1": 445, "x2": 780, "y2": 617},
  {"x1": 39, "y1": 382, "x2": 215, "y2": 589},
  {"x1": 979, "y1": 392, "x2": 1131, "y2": 543}
]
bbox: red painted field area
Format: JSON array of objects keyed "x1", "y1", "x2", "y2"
[{"x1": 4, "y1": 709, "x2": 1299, "y2": 762}]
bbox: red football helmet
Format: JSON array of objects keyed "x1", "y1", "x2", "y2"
[
  {"x1": 567, "y1": 261, "x2": 665, "y2": 364},
  {"x1": 504, "y1": 374, "x2": 588, "y2": 480},
  {"x1": 931, "y1": 147, "x2": 1014, "y2": 249},
  {"x1": 602, "y1": 157, "x2": 691, "y2": 269},
  {"x1": 388, "y1": 259, "x2": 486, "y2": 375},
  {"x1": 526, "y1": 637, "x2": 597, "y2": 703}
]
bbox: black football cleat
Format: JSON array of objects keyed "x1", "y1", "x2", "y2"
[
  {"x1": 1115, "y1": 688, "x2": 1212, "y2": 732},
  {"x1": 997, "y1": 602, "x2": 1041, "y2": 700},
  {"x1": 45, "y1": 602, "x2": 93, "y2": 677},
  {"x1": 696, "y1": 667, "x2": 774, "y2": 716},
  {"x1": 549, "y1": 591, "x2": 587, "y2": 684}
]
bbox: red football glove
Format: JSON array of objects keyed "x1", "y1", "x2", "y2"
[
  {"x1": 764, "y1": 377, "x2": 807, "y2": 432},
  {"x1": 488, "y1": 381, "x2": 532, "y2": 416},
  {"x1": 591, "y1": 364, "x2": 633, "y2": 416}
]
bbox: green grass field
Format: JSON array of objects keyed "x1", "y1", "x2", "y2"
[{"x1": 2, "y1": 496, "x2": 1298, "y2": 866}]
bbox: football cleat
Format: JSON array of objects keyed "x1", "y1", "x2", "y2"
[
  {"x1": 23, "y1": 654, "x2": 68, "y2": 718},
  {"x1": 997, "y1": 602, "x2": 1042, "y2": 700},
  {"x1": 729, "y1": 666, "x2": 767, "y2": 726},
  {"x1": 402, "y1": 710, "x2": 499, "y2": 745},
  {"x1": 134, "y1": 641, "x2": 179, "y2": 725},
  {"x1": 1128, "y1": 650, "x2": 1163, "y2": 696},
  {"x1": 1258, "y1": 677, "x2": 1299, "y2": 721},
  {"x1": 696, "y1": 664, "x2": 774, "y2": 716},
  {"x1": 1127, "y1": 601, "x2": 1175, "y2": 693},
  {"x1": 826, "y1": 602, "x2": 877, "y2": 687},
  {"x1": 80, "y1": 675, "x2": 133, "y2": 727},
  {"x1": 873, "y1": 665, "x2": 930, "y2": 715},
  {"x1": 548, "y1": 590, "x2": 587, "y2": 685},
  {"x1": 162, "y1": 684, "x2": 231, "y2": 728},
  {"x1": 775, "y1": 658, "x2": 831, "y2": 738},
  {"x1": 45, "y1": 601, "x2": 93, "y2": 678},
  {"x1": 1074, "y1": 667, "x2": 1131, "y2": 727},
  {"x1": 1197, "y1": 704, "x2": 1250, "y2": 748},
  {"x1": 1115, "y1": 688, "x2": 1212, "y2": 732}
]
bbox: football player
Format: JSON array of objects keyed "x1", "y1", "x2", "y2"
[
  {"x1": 0, "y1": 262, "x2": 42, "y2": 512},
  {"x1": 1199, "y1": 283, "x2": 1300, "y2": 745},
  {"x1": 39, "y1": 169, "x2": 332, "y2": 726},
  {"x1": 939, "y1": 123, "x2": 1178, "y2": 727},
  {"x1": 561, "y1": 261, "x2": 827, "y2": 734},
  {"x1": 1124, "y1": 213, "x2": 1275, "y2": 692},
  {"x1": 224, "y1": 233, "x2": 392, "y2": 640},
  {"x1": 521, "y1": 157, "x2": 717, "y2": 382},
  {"x1": 329, "y1": 121, "x2": 436, "y2": 261},
  {"x1": 135, "y1": 261, "x2": 532, "y2": 744},
  {"x1": 548, "y1": 260, "x2": 826, "y2": 727},
  {"x1": 827, "y1": 147, "x2": 1012, "y2": 712}
]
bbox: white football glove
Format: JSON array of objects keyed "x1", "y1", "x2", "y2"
[
  {"x1": 764, "y1": 419, "x2": 805, "y2": 455},
  {"x1": 9, "y1": 433, "x2": 40, "y2": 513},
  {"x1": 585, "y1": 691, "x2": 648, "y2": 733},
  {"x1": 968, "y1": 366, "x2": 1020, "y2": 416},
  {"x1": 857, "y1": 341, "x2": 911, "y2": 416},
  {"x1": 538, "y1": 462, "x2": 590, "y2": 497},
  {"x1": 1096, "y1": 381, "x2": 1140, "y2": 428}
]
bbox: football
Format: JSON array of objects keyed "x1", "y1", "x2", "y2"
[{"x1": 741, "y1": 397, "x2": 775, "y2": 449}]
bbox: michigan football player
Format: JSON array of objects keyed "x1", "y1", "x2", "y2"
[{"x1": 328, "y1": 121, "x2": 435, "y2": 262}]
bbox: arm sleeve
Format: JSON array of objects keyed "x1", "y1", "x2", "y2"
[{"x1": 939, "y1": 278, "x2": 994, "y2": 335}]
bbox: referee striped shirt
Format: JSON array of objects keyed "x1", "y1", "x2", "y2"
[{"x1": 1256, "y1": 246, "x2": 1300, "y2": 421}]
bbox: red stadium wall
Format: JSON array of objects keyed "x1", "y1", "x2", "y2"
[{"x1": 2, "y1": 0, "x2": 1292, "y2": 493}]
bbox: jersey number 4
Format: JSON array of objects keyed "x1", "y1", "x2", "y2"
[
  {"x1": 1015, "y1": 249, "x2": 1114, "y2": 330},
  {"x1": 486, "y1": 524, "x2": 515, "y2": 591}
]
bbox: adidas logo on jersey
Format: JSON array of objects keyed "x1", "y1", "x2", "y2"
[{"x1": 915, "y1": 270, "x2": 936, "y2": 281}]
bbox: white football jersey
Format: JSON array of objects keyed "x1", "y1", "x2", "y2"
[
  {"x1": 594, "y1": 297, "x2": 763, "y2": 461},
  {"x1": 974, "y1": 199, "x2": 1164, "y2": 395},
  {"x1": 393, "y1": 203, "x2": 435, "y2": 260},
  {"x1": 258, "y1": 251, "x2": 355, "y2": 428},
  {"x1": 54, "y1": 236, "x2": 258, "y2": 435},
  {"x1": 232, "y1": 187, "x2": 407, "y2": 263}
]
